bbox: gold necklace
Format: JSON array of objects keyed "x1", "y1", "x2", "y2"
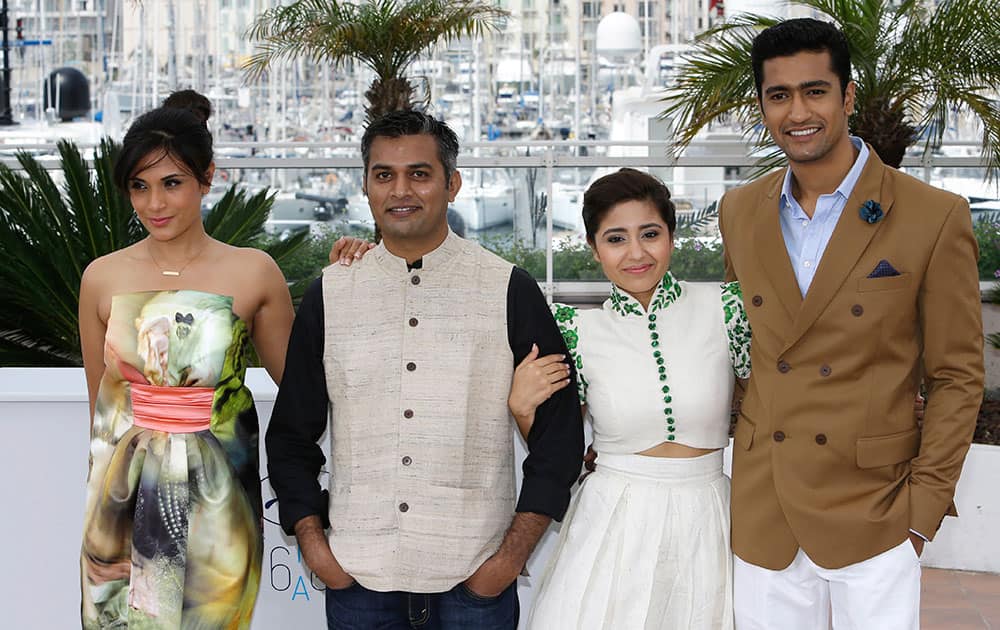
[{"x1": 147, "y1": 241, "x2": 209, "y2": 277}]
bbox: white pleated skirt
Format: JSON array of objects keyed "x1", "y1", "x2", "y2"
[{"x1": 526, "y1": 450, "x2": 733, "y2": 630}]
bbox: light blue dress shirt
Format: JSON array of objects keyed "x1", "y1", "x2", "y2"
[{"x1": 779, "y1": 136, "x2": 869, "y2": 296}]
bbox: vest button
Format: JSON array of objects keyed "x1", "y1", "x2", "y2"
[
  {"x1": 820, "y1": 364, "x2": 832, "y2": 377},
  {"x1": 401, "y1": 456, "x2": 412, "y2": 466},
  {"x1": 773, "y1": 431, "x2": 786, "y2": 442},
  {"x1": 406, "y1": 362, "x2": 416, "y2": 372},
  {"x1": 815, "y1": 434, "x2": 828, "y2": 445},
  {"x1": 777, "y1": 360, "x2": 791, "y2": 373},
  {"x1": 403, "y1": 409, "x2": 414, "y2": 419},
  {"x1": 399, "y1": 502, "x2": 409, "y2": 513},
  {"x1": 851, "y1": 304, "x2": 864, "y2": 317},
  {"x1": 409, "y1": 317, "x2": 419, "y2": 327},
  {"x1": 752, "y1": 295, "x2": 763, "y2": 307},
  {"x1": 411, "y1": 275, "x2": 421, "y2": 285}
]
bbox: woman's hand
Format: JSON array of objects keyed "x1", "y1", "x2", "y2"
[
  {"x1": 328, "y1": 236, "x2": 375, "y2": 266},
  {"x1": 509, "y1": 344, "x2": 571, "y2": 438}
]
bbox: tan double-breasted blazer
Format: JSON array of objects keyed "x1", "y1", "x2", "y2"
[{"x1": 719, "y1": 148, "x2": 985, "y2": 570}]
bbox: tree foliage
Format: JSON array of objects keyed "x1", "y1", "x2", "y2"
[
  {"x1": 661, "y1": 0, "x2": 1000, "y2": 175},
  {"x1": 244, "y1": 0, "x2": 508, "y2": 122}
]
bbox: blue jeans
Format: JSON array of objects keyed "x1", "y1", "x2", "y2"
[{"x1": 324, "y1": 580, "x2": 519, "y2": 629}]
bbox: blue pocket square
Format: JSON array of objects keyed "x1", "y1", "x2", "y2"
[{"x1": 868, "y1": 260, "x2": 901, "y2": 278}]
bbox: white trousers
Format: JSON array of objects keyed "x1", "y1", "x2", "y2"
[{"x1": 734, "y1": 539, "x2": 921, "y2": 630}]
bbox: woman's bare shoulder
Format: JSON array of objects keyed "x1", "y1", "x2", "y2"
[
  {"x1": 82, "y1": 243, "x2": 146, "y2": 284},
  {"x1": 218, "y1": 243, "x2": 283, "y2": 275}
]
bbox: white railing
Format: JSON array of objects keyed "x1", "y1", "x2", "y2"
[{"x1": 4, "y1": 139, "x2": 996, "y2": 301}]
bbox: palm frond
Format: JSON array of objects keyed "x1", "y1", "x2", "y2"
[
  {"x1": 264, "y1": 229, "x2": 311, "y2": 266},
  {"x1": 0, "y1": 155, "x2": 84, "y2": 345},
  {"x1": 677, "y1": 201, "x2": 720, "y2": 234},
  {"x1": 203, "y1": 187, "x2": 274, "y2": 245},
  {"x1": 660, "y1": 15, "x2": 774, "y2": 153},
  {"x1": 59, "y1": 140, "x2": 102, "y2": 259},
  {"x1": 243, "y1": 0, "x2": 507, "y2": 119},
  {"x1": 0, "y1": 330, "x2": 80, "y2": 366},
  {"x1": 659, "y1": 0, "x2": 1000, "y2": 178},
  {"x1": 988, "y1": 331, "x2": 1000, "y2": 350}
]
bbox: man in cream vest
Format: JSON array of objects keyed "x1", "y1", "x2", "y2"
[
  {"x1": 266, "y1": 110, "x2": 583, "y2": 628},
  {"x1": 718, "y1": 19, "x2": 985, "y2": 629}
]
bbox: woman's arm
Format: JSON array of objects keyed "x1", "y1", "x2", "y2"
[
  {"x1": 79, "y1": 261, "x2": 109, "y2": 425},
  {"x1": 722, "y1": 282, "x2": 751, "y2": 380},
  {"x1": 508, "y1": 343, "x2": 571, "y2": 439},
  {"x1": 249, "y1": 251, "x2": 296, "y2": 385}
]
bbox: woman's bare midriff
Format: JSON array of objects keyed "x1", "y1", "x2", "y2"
[{"x1": 637, "y1": 441, "x2": 719, "y2": 458}]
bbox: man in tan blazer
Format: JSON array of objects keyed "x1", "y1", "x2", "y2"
[{"x1": 718, "y1": 18, "x2": 985, "y2": 629}]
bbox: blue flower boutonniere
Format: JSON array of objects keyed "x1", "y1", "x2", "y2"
[{"x1": 859, "y1": 199, "x2": 883, "y2": 224}]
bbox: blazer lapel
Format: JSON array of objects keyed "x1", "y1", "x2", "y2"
[
  {"x1": 754, "y1": 171, "x2": 802, "y2": 321},
  {"x1": 781, "y1": 149, "x2": 895, "y2": 354}
]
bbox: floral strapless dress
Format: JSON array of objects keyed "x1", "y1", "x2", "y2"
[{"x1": 81, "y1": 291, "x2": 262, "y2": 629}]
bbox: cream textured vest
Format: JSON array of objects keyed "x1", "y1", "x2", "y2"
[{"x1": 320, "y1": 231, "x2": 516, "y2": 592}]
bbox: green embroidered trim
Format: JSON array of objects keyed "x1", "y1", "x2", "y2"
[
  {"x1": 649, "y1": 272, "x2": 683, "y2": 312},
  {"x1": 606, "y1": 272, "x2": 683, "y2": 438},
  {"x1": 608, "y1": 289, "x2": 644, "y2": 317},
  {"x1": 721, "y1": 281, "x2": 752, "y2": 379},
  {"x1": 550, "y1": 303, "x2": 588, "y2": 403},
  {"x1": 609, "y1": 271, "x2": 683, "y2": 318}
]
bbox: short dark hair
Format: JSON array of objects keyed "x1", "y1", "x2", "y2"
[
  {"x1": 751, "y1": 18, "x2": 852, "y2": 101},
  {"x1": 582, "y1": 168, "x2": 676, "y2": 242},
  {"x1": 361, "y1": 109, "x2": 459, "y2": 182},
  {"x1": 162, "y1": 89, "x2": 212, "y2": 124},
  {"x1": 114, "y1": 106, "x2": 214, "y2": 192}
]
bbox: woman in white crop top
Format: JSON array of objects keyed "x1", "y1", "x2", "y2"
[{"x1": 512, "y1": 169, "x2": 750, "y2": 630}]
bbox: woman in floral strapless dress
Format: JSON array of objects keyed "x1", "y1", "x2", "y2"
[{"x1": 78, "y1": 105, "x2": 294, "y2": 629}]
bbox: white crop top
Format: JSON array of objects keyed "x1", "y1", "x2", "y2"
[{"x1": 551, "y1": 272, "x2": 751, "y2": 453}]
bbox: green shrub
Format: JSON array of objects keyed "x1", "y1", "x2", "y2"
[
  {"x1": 670, "y1": 238, "x2": 726, "y2": 281},
  {"x1": 974, "y1": 216, "x2": 1000, "y2": 280},
  {"x1": 478, "y1": 235, "x2": 726, "y2": 283}
]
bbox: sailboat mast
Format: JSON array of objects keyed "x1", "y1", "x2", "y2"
[{"x1": 0, "y1": 0, "x2": 14, "y2": 125}]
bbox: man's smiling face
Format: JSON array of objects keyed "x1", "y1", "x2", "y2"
[
  {"x1": 363, "y1": 133, "x2": 461, "y2": 257},
  {"x1": 759, "y1": 50, "x2": 856, "y2": 166}
]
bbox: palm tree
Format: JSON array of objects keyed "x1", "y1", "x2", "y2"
[
  {"x1": 661, "y1": 0, "x2": 1000, "y2": 173},
  {"x1": 244, "y1": 0, "x2": 508, "y2": 122},
  {"x1": 0, "y1": 139, "x2": 307, "y2": 366}
]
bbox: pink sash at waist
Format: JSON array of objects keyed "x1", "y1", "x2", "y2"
[{"x1": 130, "y1": 383, "x2": 214, "y2": 433}]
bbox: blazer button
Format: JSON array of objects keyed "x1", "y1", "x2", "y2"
[
  {"x1": 408, "y1": 317, "x2": 419, "y2": 327},
  {"x1": 751, "y1": 295, "x2": 763, "y2": 307},
  {"x1": 411, "y1": 275, "x2": 421, "y2": 286},
  {"x1": 777, "y1": 360, "x2": 791, "y2": 373},
  {"x1": 401, "y1": 456, "x2": 412, "y2": 466},
  {"x1": 815, "y1": 434, "x2": 828, "y2": 445},
  {"x1": 399, "y1": 502, "x2": 409, "y2": 513},
  {"x1": 403, "y1": 409, "x2": 414, "y2": 419},
  {"x1": 820, "y1": 364, "x2": 832, "y2": 377},
  {"x1": 406, "y1": 362, "x2": 416, "y2": 371},
  {"x1": 773, "y1": 431, "x2": 786, "y2": 442},
  {"x1": 851, "y1": 304, "x2": 864, "y2": 317}
]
